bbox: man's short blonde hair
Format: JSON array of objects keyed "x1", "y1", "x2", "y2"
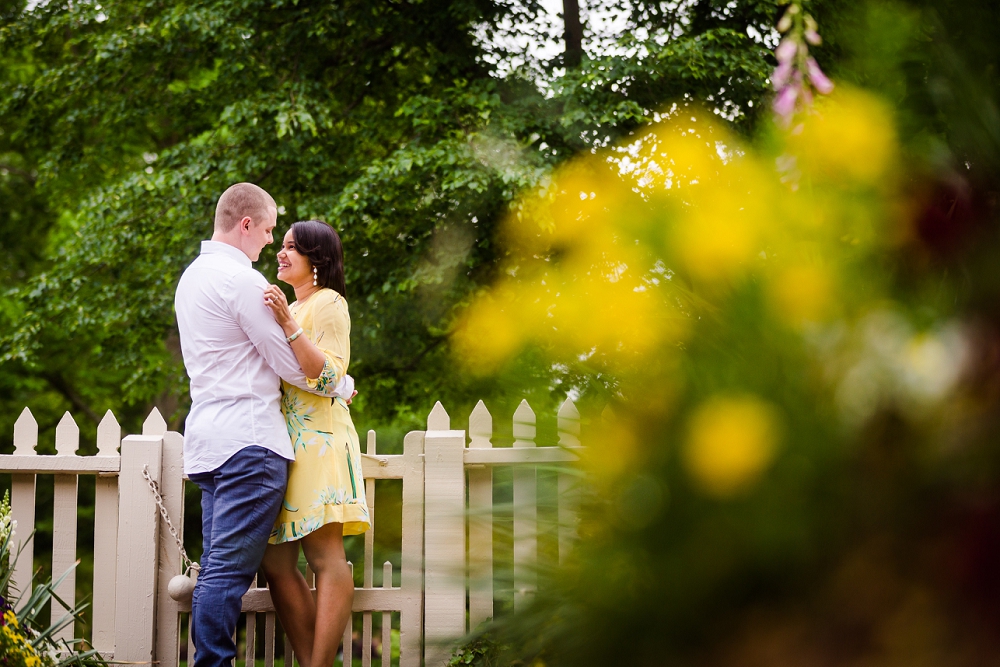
[{"x1": 214, "y1": 182, "x2": 277, "y2": 233}]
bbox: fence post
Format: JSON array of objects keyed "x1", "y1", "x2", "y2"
[
  {"x1": 155, "y1": 425, "x2": 184, "y2": 667},
  {"x1": 114, "y1": 433, "x2": 163, "y2": 663},
  {"x1": 512, "y1": 400, "x2": 537, "y2": 612},
  {"x1": 422, "y1": 402, "x2": 466, "y2": 666},
  {"x1": 399, "y1": 429, "x2": 425, "y2": 667}
]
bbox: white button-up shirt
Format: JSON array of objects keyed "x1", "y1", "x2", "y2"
[{"x1": 175, "y1": 240, "x2": 339, "y2": 475}]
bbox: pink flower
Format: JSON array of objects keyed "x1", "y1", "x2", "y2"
[
  {"x1": 806, "y1": 57, "x2": 834, "y2": 94},
  {"x1": 804, "y1": 28, "x2": 822, "y2": 45},
  {"x1": 775, "y1": 37, "x2": 799, "y2": 64},
  {"x1": 773, "y1": 84, "x2": 799, "y2": 119},
  {"x1": 772, "y1": 61, "x2": 793, "y2": 90}
]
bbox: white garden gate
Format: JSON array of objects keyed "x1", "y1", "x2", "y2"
[{"x1": 0, "y1": 398, "x2": 581, "y2": 666}]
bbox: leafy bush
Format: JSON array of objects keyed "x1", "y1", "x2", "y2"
[{"x1": 448, "y1": 632, "x2": 506, "y2": 667}]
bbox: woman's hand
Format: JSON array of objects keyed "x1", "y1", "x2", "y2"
[{"x1": 264, "y1": 285, "x2": 297, "y2": 335}]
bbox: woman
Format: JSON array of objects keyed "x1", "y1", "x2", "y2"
[{"x1": 261, "y1": 219, "x2": 370, "y2": 667}]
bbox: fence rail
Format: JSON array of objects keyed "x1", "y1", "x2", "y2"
[{"x1": 0, "y1": 398, "x2": 583, "y2": 666}]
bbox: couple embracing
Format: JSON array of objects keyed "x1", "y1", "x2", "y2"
[{"x1": 174, "y1": 182, "x2": 369, "y2": 667}]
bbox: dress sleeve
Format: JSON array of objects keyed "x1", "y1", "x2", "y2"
[{"x1": 305, "y1": 294, "x2": 351, "y2": 394}]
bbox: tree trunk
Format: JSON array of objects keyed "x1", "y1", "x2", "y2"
[{"x1": 563, "y1": 0, "x2": 583, "y2": 68}]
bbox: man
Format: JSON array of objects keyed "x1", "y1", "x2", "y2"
[{"x1": 174, "y1": 182, "x2": 350, "y2": 667}]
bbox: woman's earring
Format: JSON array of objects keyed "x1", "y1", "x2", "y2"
[{"x1": 313, "y1": 266, "x2": 318, "y2": 286}]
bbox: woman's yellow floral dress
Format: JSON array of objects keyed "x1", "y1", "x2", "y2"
[{"x1": 270, "y1": 288, "x2": 370, "y2": 543}]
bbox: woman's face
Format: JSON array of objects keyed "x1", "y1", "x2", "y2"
[{"x1": 276, "y1": 229, "x2": 312, "y2": 286}]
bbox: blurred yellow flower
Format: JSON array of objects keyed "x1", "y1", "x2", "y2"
[
  {"x1": 656, "y1": 125, "x2": 776, "y2": 281},
  {"x1": 452, "y1": 291, "x2": 525, "y2": 374},
  {"x1": 672, "y1": 189, "x2": 763, "y2": 280},
  {"x1": 683, "y1": 395, "x2": 782, "y2": 497},
  {"x1": 580, "y1": 413, "x2": 641, "y2": 486},
  {"x1": 793, "y1": 87, "x2": 897, "y2": 186},
  {"x1": 769, "y1": 263, "x2": 835, "y2": 324}
]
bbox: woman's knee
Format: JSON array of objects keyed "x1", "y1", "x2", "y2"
[{"x1": 302, "y1": 523, "x2": 347, "y2": 572}]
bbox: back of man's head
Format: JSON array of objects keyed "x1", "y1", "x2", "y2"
[{"x1": 215, "y1": 183, "x2": 276, "y2": 233}]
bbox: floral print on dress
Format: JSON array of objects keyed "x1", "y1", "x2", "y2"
[{"x1": 281, "y1": 392, "x2": 324, "y2": 453}]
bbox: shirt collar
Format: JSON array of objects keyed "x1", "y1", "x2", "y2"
[{"x1": 201, "y1": 240, "x2": 252, "y2": 267}]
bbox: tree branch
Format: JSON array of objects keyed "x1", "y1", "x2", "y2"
[
  {"x1": 0, "y1": 163, "x2": 36, "y2": 184},
  {"x1": 363, "y1": 336, "x2": 447, "y2": 379},
  {"x1": 43, "y1": 372, "x2": 102, "y2": 425}
]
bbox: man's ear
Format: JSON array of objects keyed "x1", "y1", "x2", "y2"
[{"x1": 239, "y1": 216, "x2": 253, "y2": 235}]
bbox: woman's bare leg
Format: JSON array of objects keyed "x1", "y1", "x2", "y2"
[
  {"x1": 301, "y1": 522, "x2": 354, "y2": 667},
  {"x1": 261, "y1": 540, "x2": 317, "y2": 667}
]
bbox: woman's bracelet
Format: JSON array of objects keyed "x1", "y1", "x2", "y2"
[{"x1": 286, "y1": 327, "x2": 304, "y2": 343}]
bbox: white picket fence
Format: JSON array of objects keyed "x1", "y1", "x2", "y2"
[{"x1": 0, "y1": 397, "x2": 581, "y2": 667}]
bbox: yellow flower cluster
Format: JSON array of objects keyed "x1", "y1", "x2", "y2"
[
  {"x1": 457, "y1": 88, "x2": 898, "y2": 366},
  {"x1": 683, "y1": 396, "x2": 782, "y2": 497},
  {"x1": 0, "y1": 610, "x2": 48, "y2": 667},
  {"x1": 454, "y1": 86, "x2": 901, "y2": 496}
]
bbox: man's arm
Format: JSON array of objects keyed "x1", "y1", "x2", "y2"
[{"x1": 230, "y1": 271, "x2": 343, "y2": 397}]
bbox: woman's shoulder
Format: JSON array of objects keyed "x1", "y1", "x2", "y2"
[
  {"x1": 311, "y1": 289, "x2": 349, "y2": 321},
  {"x1": 293, "y1": 288, "x2": 345, "y2": 308},
  {"x1": 315, "y1": 288, "x2": 348, "y2": 308}
]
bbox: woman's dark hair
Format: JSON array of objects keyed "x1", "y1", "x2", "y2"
[{"x1": 289, "y1": 220, "x2": 347, "y2": 297}]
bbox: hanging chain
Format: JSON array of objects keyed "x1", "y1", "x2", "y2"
[{"x1": 142, "y1": 464, "x2": 199, "y2": 575}]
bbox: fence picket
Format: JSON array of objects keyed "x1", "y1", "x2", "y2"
[
  {"x1": 512, "y1": 400, "x2": 537, "y2": 612},
  {"x1": 93, "y1": 411, "x2": 121, "y2": 649},
  {"x1": 382, "y1": 561, "x2": 393, "y2": 667},
  {"x1": 557, "y1": 398, "x2": 581, "y2": 564},
  {"x1": 12, "y1": 407, "x2": 36, "y2": 456},
  {"x1": 186, "y1": 612, "x2": 194, "y2": 665},
  {"x1": 51, "y1": 412, "x2": 81, "y2": 639},
  {"x1": 52, "y1": 474, "x2": 78, "y2": 637},
  {"x1": 363, "y1": 430, "x2": 376, "y2": 667},
  {"x1": 54, "y1": 411, "x2": 79, "y2": 456},
  {"x1": 264, "y1": 612, "x2": 275, "y2": 667},
  {"x1": 246, "y1": 608, "x2": 257, "y2": 666},
  {"x1": 343, "y1": 562, "x2": 354, "y2": 667},
  {"x1": 467, "y1": 400, "x2": 493, "y2": 630},
  {"x1": 11, "y1": 407, "x2": 37, "y2": 606}
]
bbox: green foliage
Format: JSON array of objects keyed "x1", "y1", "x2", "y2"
[{"x1": 447, "y1": 629, "x2": 505, "y2": 667}]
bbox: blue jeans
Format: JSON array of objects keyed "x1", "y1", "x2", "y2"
[{"x1": 189, "y1": 446, "x2": 289, "y2": 667}]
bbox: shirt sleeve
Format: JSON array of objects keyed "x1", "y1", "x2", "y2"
[
  {"x1": 303, "y1": 293, "x2": 351, "y2": 394},
  {"x1": 228, "y1": 270, "x2": 340, "y2": 397}
]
